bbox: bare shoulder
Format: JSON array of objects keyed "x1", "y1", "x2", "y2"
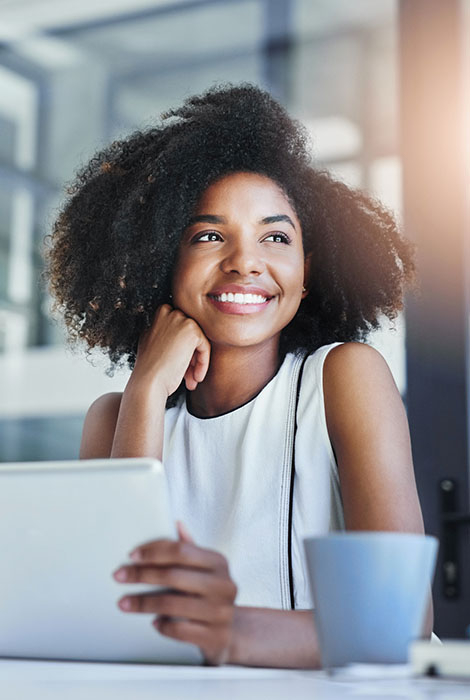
[
  {"x1": 80, "y1": 392, "x2": 123, "y2": 459},
  {"x1": 324, "y1": 341, "x2": 393, "y2": 384},
  {"x1": 323, "y1": 342, "x2": 397, "y2": 413},
  {"x1": 323, "y1": 342, "x2": 401, "y2": 438},
  {"x1": 87, "y1": 391, "x2": 123, "y2": 417}
]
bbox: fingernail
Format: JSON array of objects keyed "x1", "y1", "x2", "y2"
[
  {"x1": 119, "y1": 597, "x2": 131, "y2": 611},
  {"x1": 129, "y1": 549, "x2": 142, "y2": 562},
  {"x1": 113, "y1": 567, "x2": 128, "y2": 582}
]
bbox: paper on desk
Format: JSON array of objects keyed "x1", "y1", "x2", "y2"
[{"x1": 326, "y1": 663, "x2": 413, "y2": 681}]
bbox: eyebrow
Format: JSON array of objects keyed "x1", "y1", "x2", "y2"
[
  {"x1": 187, "y1": 214, "x2": 296, "y2": 230},
  {"x1": 187, "y1": 215, "x2": 227, "y2": 225},
  {"x1": 260, "y1": 215, "x2": 296, "y2": 231}
]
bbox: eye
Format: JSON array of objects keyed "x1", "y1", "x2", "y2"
[
  {"x1": 264, "y1": 232, "x2": 291, "y2": 244},
  {"x1": 192, "y1": 231, "x2": 223, "y2": 243}
]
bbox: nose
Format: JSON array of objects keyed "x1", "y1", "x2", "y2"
[{"x1": 220, "y1": 238, "x2": 265, "y2": 276}]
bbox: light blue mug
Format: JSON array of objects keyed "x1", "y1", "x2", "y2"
[{"x1": 303, "y1": 532, "x2": 438, "y2": 668}]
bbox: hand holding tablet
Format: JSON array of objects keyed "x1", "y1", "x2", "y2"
[{"x1": 113, "y1": 522, "x2": 237, "y2": 666}]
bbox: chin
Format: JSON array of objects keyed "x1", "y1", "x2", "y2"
[
  {"x1": 206, "y1": 329, "x2": 281, "y2": 349},
  {"x1": 208, "y1": 336, "x2": 263, "y2": 348},
  {"x1": 196, "y1": 315, "x2": 283, "y2": 349}
]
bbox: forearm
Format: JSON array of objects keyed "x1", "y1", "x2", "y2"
[
  {"x1": 228, "y1": 607, "x2": 321, "y2": 669},
  {"x1": 111, "y1": 377, "x2": 167, "y2": 459},
  {"x1": 227, "y1": 601, "x2": 432, "y2": 669}
]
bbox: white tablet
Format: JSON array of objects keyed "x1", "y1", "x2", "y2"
[{"x1": 0, "y1": 458, "x2": 201, "y2": 664}]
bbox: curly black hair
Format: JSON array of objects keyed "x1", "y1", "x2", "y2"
[{"x1": 45, "y1": 83, "x2": 414, "y2": 388}]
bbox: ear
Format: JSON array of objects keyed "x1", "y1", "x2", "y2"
[{"x1": 302, "y1": 253, "x2": 311, "y2": 299}]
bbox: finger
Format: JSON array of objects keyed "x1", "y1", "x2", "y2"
[
  {"x1": 119, "y1": 591, "x2": 231, "y2": 624},
  {"x1": 151, "y1": 303, "x2": 172, "y2": 326},
  {"x1": 116, "y1": 566, "x2": 230, "y2": 598},
  {"x1": 177, "y1": 521, "x2": 194, "y2": 544},
  {"x1": 184, "y1": 353, "x2": 198, "y2": 390},
  {"x1": 157, "y1": 303, "x2": 172, "y2": 315},
  {"x1": 192, "y1": 338, "x2": 211, "y2": 383},
  {"x1": 114, "y1": 562, "x2": 212, "y2": 585},
  {"x1": 137, "y1": 304, "x2": 170, "y2": 349},
  {"x1": 153, "y1": 617, "x2": 210, "y2": 649},
  {"x1": 184, "y1": 369, "x2": 198, "y2": 391},
  {"x1": 185, "y1": 352, "x2": 199, "y2": 390},
  {"x1": 130, "y1": 539, "x2": 226, "y2": 572}
]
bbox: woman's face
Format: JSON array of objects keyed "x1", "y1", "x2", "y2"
[{"x1": 172, "y1": 172, "x2": 309, "y2": 351}]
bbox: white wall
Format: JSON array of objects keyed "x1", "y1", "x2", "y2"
[
  {"x1": 0, "y1": 346, "x2": 130, "y2": 418},
  {"x1": 0, "y1": 318, "x2": 405, "y2": 420}
]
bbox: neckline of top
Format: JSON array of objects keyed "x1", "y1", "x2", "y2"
[{"x1": 184, "y1": 353, "x2": 295, "y2": 421}]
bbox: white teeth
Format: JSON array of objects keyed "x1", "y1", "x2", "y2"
[{"x1": 211, "y1": 292, "x2": 269, "y2": 304}]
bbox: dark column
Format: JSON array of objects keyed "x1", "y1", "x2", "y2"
[
  {"x1": 262, "y1": 0, "x2": 294, "y2": 104},
  {"x1": 400, "y1": 0, "x2": 470, "y2": 637}
]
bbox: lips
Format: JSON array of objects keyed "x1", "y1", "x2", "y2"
[
  {"x1": 207, "y1": 284, "x2": 274, "y2": 299},
  {"x1": 211, "y1": 291, "x2": 268, "y2": 304},
  {"x1": 207, "y1": 285, "x2": 274, "y2": 315}
]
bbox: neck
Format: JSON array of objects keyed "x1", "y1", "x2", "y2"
[{"x1": 187, "y1": 339, "x2": 282, "y2": 418}]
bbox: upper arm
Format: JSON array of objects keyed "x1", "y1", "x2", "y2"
[
  {"x1": 323, "y1": 342, "x2": 424, "y2": 534},
  {"x1": 79, "y1": 392, "x2": 123, "y2": 459}
]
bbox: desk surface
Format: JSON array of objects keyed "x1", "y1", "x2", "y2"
[{"x1": 1, "y1": 660, "x2": 470, "y2": 700}]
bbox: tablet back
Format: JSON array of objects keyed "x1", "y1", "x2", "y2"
[{"x1": 0, "y1": 458, "x2": 201, "y2": 663}]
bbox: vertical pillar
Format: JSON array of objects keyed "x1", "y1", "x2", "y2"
[
  {"x1": 262, "y1": 0, "x2": 294, "y2": 104},
  {"x1": 400, "y1": 0, "x2": 470, "y2": 637}
]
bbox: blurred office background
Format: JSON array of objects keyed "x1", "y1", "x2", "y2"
[{"x1": 0, "y1": 0, "x2": 468, "y2": 636}]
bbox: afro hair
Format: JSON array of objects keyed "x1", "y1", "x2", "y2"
[{"x1": 45, "y1": 83, "x2": 415, "y2": 397}]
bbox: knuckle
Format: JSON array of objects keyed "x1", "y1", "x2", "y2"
[
  {"x1": 178, "y1": 541, "x2": 192, "y2": 560},
  {"x1": 173, "y1": 540, "x2": 184, "y2": 556},
  {"x1": 184, "y1": 317, "x2": 201, "y2": 335},
  {"x1": 136, "y1": 546, "x2": 150, "y2": 562},
  {"x1": 126, "y1": 566, "x2": 139, "y2": 582},
  {"x1": 168, "y1": 540, "x2": 185, "y2": 563},
  {"x1": 154, "y1": 305, "x2": 168, "y2": 320},
  {"x1": 131, "y1": 596, "x2": 144, "y2": 613},
  {"x1": 159, "y1": 568, "x2": 179, "y2": 588},
  {"x1": 159, "y1": 618, "x2": 182, "y2": 638},
  {"x1": 174, "y1": 540, "x2": 193, "y2": 564},
  {"x1": 156, "y1": 593, "x2": 174, "y2": 613},
  {"x1": 138, "y1": 596, "x2": 149, "y2": 613},
  {"x1": 157, "y1": 568, "x2": 172, "y2": 586}
]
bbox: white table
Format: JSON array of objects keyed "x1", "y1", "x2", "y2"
[{"x1": 1, "y1": 660, "x2": 470, "y2": 700}]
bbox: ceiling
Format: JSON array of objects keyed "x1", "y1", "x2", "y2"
[
  {"x1": 0, "y1": 0, "x2": 395, "y2": 42},
  {"x1": 0, "y1": 0, "x2": 189, "y2": 40}
]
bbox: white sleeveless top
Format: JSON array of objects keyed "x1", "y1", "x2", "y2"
[{"x1": 163, "y1": 342, "x2": 345, "y2": 610}]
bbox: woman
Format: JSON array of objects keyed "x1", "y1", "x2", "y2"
[{"x1": 46, "y1": 83, "x2": 431, "y2": 667}]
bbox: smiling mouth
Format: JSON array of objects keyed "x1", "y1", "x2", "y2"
[
  {"x1": 209, "y1": 292, "x2": 271, "y2": 305},
  {"x1": 207, "y1": 292, "x2": 274, "y2": 315}
]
